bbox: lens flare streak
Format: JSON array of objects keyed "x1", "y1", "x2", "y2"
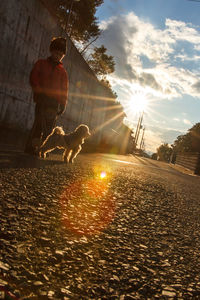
[{"x1": 60, "y1": 174, "x2": 115, "y2": 236}]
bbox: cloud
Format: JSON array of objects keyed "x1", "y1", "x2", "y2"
[
  {"x1": 144, "y1": 129, "x2": 163, "y2": 153},
  {"x1": 192, "y1": 80, "x2": 200, "y2": 92},
  {"x1": 99, "y1": 15, "x2": 138, "y2": 80},
  {"x1": 183, "y1": 119, "x2": 192, "y2": 125},
  {"x1": 143, "y1": 127, "x2": 184, "y2": 153},
  {"x1": 160, "y1": 129, "x2": 184, "y2": 143},
  {"x1": 96, "y1": 12, "x2": 200, "y2": 152},
  {"x1": 165, "y1": 19, "x2": 200, "y2": 44},
  {"x1": 139, "y1": 72, "x2": 162, "y2": 91},
  {"x1": 173, "y1": 118, "x2": 193, "y2": 126},
  {"x1": 194, "y1": 45, "x2": 200, "y2": 51},
  {"x1": 175, "y1": 53, "x2": 200, "y2": 61},
  {"x1": 98, "y1": 13, "x2": 200, "y2": 100}
]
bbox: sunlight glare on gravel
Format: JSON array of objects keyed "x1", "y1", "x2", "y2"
[
  {"x1": 60, "y1": 174, "x2": 115, "y2": 236},
  {"x1": 100, "y1": 171, "x2": 107, "y2": 179}
]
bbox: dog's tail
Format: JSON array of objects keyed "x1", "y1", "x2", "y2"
[{"x1": 52, "y1": 126, "x2": 65, "y2": 135}]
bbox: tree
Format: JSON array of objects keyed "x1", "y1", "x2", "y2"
[
  {"x1": 47, "y1": 1, "x2": 117, "y2": 97},
  {"x1": 86, "y1": 45, "x2": 116, "y2": 98},
  {"x1": 100, "y1": 78, "x2": 117, "y2": 99},
  {"x1": 49, "y1": 0, "x2": 103, "y2": 44},
  {"x1": 156, "y1": 143, "x2": 172, "y2": 162},
  {"x1": 173, "y1": 123, "x2": 200, "y2": 153},
  {"x1": 188, "y1": 123, "x2": 200, "y2": 151},
  {"x1": 173, "y1": 134, "x2": 191, "y2": 153},
  {"x1": 87, "y1": 45, "x2": 115, "y2": 77}
]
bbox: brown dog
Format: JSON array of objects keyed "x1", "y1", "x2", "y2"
[{"x1": 39, "y1": 124, "x2": 90, "y2": 163}]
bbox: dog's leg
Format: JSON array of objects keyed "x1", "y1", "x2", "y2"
[
  {"x1": 39, "y1": 135, "x2": 56, "y2": 158},
  {"x1": 40, "y1": 147, "x2": 56, "y2": 159},
  {"x1": 69, "y1": 145, "x2": 81, "y2": 163},
  {"x1": 63, "y1": 148, "x2": 71, "y2": 163}
]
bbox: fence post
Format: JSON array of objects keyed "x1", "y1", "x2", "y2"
[{"x1": 195, "y1": 152, "x2": 200, "y2": 175}]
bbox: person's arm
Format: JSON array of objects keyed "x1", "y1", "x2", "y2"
[
  {"x1": 29, "y1": 60, "x2": 42, "y2": 94},
  {"x1": 57, "y1": 70, "x2": 69, "y2": 115}
]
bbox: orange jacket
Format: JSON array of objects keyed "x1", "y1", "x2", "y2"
[{"x1": 30, "y1": 57, "x2": 69, "y2": 105}]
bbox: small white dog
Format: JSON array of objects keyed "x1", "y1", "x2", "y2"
[{"x1": 39, "y1": 124, "x2": 90, "y2": 163}]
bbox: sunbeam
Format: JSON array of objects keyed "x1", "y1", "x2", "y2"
[
  {"x1": 69, "y1": 92, "x2": 116, "y2": 102},
  {"x1": 94, "y1": 104, "x2": 123, "y2": 112},
  {"x1": 94, "y1": 111, "x2": 125, "y2": 133}
]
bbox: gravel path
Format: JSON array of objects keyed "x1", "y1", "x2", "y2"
[{"x1": 1, "y1": 152, "x2": 200, "y2": 299}]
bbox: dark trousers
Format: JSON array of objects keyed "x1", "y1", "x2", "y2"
[{"x1": 25, "y1": 99, "x2": 58, "y2": 153}]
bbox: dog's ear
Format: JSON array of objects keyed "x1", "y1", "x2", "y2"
[
  {"x1": 84, "y1": 127, "x2": 90, "y2": 137},
  {"x1": 87, "y1": 126, "x2": 91, "y2": 136},
  {"x1": 52, "y1": 126, "x2": 65, "y2": 135}
]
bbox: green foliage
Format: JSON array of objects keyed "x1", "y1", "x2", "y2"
[
  {"x1": 173, "y1": 134, "x2": 191, "y2": 153},
  {"x1": 87, "y1": 45, "x2": 117, "y2": 97},
  {"x1": 49, "y1": 0, "x2": 103, "y2": 43},
  {"x1": 156, "y1": 143, "x2": 172, "y2": 162},
  {"x1": 47, "y1": 1, "x2": 117, "y2": 98},
  {"x1": 87, "y1": 45, "x2": 115, "y2": 76},
  {"x1": 100, "y1": 79, "x2": 117, "y2": 99},
  {"x1": 173, "y1": 123, "x2": 200, "y2": 153}
]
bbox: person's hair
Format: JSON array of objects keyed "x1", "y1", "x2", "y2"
[{"x1": 49, "y1": 37, "x2": 67, "y2": 54}]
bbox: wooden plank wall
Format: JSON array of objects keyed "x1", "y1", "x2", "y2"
[{"x1": 175, "y1": 152, "x2": 200, "y2": 174}]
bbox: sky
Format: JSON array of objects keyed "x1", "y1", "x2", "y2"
[{"x1": 94, "y1": 0, "x2": 200, "y2": 153}]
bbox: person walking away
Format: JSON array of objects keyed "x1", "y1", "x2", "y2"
[{"x1": 24, "y1": 37, "x2": 69, "y2": 156}]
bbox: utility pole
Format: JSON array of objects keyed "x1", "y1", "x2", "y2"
[
  {"x1": 66, "y1": 0, "x2": 80, "y2": 33},
  {"x1": 134, "y1": 117, "x2": 140, "y2": 148},
  {"x1": 135, "y1": 111, "x2": 144, "y2": 148},
  {"x1": 140, "y1": 127, "x2": 145, "y2": 150}
]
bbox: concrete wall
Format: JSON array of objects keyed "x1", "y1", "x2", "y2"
[{"x1": 0, "y1": 0, "x2": 131, "y2": 152}]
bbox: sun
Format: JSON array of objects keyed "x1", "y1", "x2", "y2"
[{"x1": 130, "y1": 93, "x2": 148, "y2": 115}]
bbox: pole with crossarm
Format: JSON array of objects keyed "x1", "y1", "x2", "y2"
[{"x1": 66, "y1": 0, "x2": 80, "y2": 32}]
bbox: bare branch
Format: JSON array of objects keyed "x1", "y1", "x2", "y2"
[{"x1": 80, "y1": 35, "x2": 100, "y2": 54}]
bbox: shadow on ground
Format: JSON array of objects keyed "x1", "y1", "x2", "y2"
[{"x1": 0, "y1": 150, "x2": 64, "y2": 169}]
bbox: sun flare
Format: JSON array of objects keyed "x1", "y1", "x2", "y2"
[
  {"x1": 130, "y1": 93, "x2": 148, "y2": 115},
  {"x1": 100, "y1": 171, "x2": 107, "y2": 179}
]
